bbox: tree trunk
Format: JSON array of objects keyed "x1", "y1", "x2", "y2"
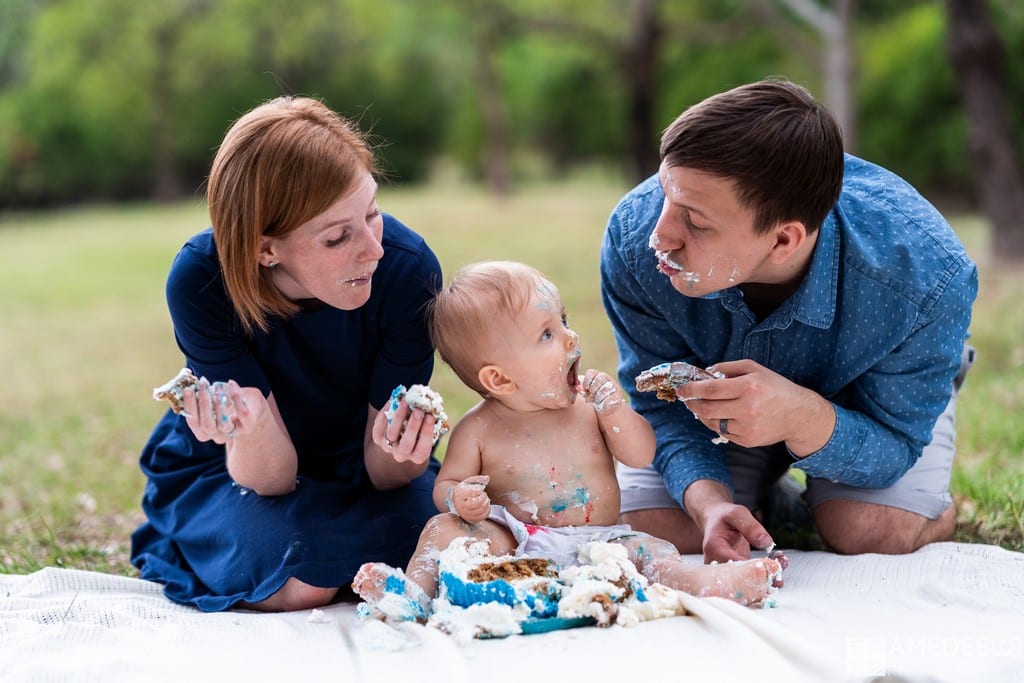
[
  {"x1": 473, "y1": 11, "x2": 512, "y2": 196},
  {"x1": 151, "y1": 21, "x2": 182, "y2": 202},
  {"x1": 945, "y1": 0, "x2": 1024, "y2": 264},
  {"x1": 824, "y1": 0, "x2": 855, "y2": 152},
  {"x1": 622, "y1": 0, "x2": 661, "y2": 181},
  {"x1": 775, "y1": 0, "x2": 857, "y2": 152}
]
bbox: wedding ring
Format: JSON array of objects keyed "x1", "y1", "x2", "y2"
[
  {"x1": 719, "y1": 418, "x2": 729, "y2": 435},
  {"x1": 384, "y1": 437, "x2": 395, "y2": 448}
]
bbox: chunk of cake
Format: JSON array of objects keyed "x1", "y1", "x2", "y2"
[
  {"x1": 153, "y1": 368, "x2": 198, "y2": 416},
  {"x1": 384, "y1": 384, "x2": 451, "y2": 443},
  {"x1": 635, "y1": 361, "x2": 723, "y2": 402}
]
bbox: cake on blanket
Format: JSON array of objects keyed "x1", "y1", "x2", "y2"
[
  {"x1": 635, "y1": 361, "x2": 723, "y2": 402},
  {"x1": 385, "y1": 384, "x2": 451, "y2": 443},
  {"x1": 358, "y1": 537, "x2": 690, "y2": 643}
]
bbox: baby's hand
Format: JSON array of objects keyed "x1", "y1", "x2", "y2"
[
  {"x1": 579, "y1": 370, "x2": 623, "y2": 415},
  {"x1": 449, "y1": 475, "x2": 491, "y2": 523}
]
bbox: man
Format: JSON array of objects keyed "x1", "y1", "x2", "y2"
[{"x1": 601, "y1": 78, "x2": 977, "y2": 563}]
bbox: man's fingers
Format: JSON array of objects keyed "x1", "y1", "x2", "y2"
[{"x1": 728, "y1": 509, "x2": 773, "y2": 551}]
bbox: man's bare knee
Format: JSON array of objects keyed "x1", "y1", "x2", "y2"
[{"x1": 815, "y1": 499, "x2": 955, "y2": 555}]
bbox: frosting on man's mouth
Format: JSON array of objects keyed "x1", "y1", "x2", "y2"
[{"x1": 649, "y1": 232, "x2": 698, "y2": 284}]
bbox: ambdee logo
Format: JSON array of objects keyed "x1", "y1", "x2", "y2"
[{"x1": 846, "y1": 635, "x2": 1024, "y2": 678}]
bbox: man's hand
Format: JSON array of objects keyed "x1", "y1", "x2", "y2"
[
  {"x1": 678, "y1": 359, "x2": 835, "y2": 457},
  {"x1": 684, "y1": 480, "x2": 774, "y2": 564},
  {"x1": 701, "y1": 500, "x2": 775, "y2": 563}
]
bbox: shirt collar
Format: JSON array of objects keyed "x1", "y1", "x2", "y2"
[
  {"x1": 787, "y1": 210, "x2": 839, "y2": 329},
  {"x1": 711, "y1": 211, "x2": 839, "y2": 327}
]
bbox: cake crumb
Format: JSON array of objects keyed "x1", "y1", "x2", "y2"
[{"x1": 307, "y1": 608, "x2": 330, "y2": 624}]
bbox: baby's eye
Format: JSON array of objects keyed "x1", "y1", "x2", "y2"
[
  {"x1": 540, "y1": 328, "x2": 553, "y2": 342},
  {"x1": 561, "y1": 313, "x2": 569, "y2": 327}
]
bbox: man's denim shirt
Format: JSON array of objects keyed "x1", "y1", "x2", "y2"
[{"x1": 600, "y1": 154, "x2": 978, "y2": 509}]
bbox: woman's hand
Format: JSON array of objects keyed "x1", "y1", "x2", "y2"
[
  {"x1": 181, "y1": 377, "x2": 267, "y2": 445},
  {"x1": 371, "y1": 398, "x2": 437, "y2": 465},
  {"x1": 365, "y1": 402, "x2": 435, "y2": 490}
]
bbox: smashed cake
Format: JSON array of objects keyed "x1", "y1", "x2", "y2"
[
  {"x1": 635, "y1": 361, "x2": 723, "y2": 402},
  {"x1": 357, "y1": 537, "x2": 690, "y2": 643},
  {"x1": 385, "y1": 384, "x2": 451, "y2": 443}
]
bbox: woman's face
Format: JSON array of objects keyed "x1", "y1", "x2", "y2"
[{"x1": 262, "y1": 171, "x2": 384, "y2": 310}]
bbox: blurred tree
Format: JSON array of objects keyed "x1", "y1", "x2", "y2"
[
  {"x1": 462, "y1": 0, "x2": 514, "y2": 195},
  {"x1": 514, "y1": 0, "x2": 664, "y2": 181},
  {"x1": 150, "y1": 0, "x2": 213, "y2": 201},
  {"x1": 1, "y1": 0, "x2": 1020, "y2": 208},
  {"x1": 945, "y1": 0, "x2": 1024, "y2": 263},
  {"x1": 762, "y1": 0, "x2": 857, "y2": 151},
  {"x1": 857, "y1": 5, "x2": 967, "y2": 193}
]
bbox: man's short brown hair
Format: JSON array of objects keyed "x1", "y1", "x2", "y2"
[{"x1": 660, "y1": 78, "x2": 844, "y2": 235}]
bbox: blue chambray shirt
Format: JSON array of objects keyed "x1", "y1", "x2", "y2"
[{"x1": 600, "y1": 154, "x2": 978, "y2": 509}]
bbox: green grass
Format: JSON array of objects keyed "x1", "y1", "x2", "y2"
[{"x1": 1, "y1": 179, "x2": 1021, "y2": 575}]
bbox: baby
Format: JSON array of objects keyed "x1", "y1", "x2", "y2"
[{"x1": 354, "y1": 261, "x2": 784, "y2": 619}]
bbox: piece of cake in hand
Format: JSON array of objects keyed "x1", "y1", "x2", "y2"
[
  {"x1": 153, "y1": 368, "x2": 198, "y2": 416},
  {"x1": 384, "y1": 384, "x2": 451, "y2": 443},
  {"x1": 635, "y1": 361, "x2": 723, "y2": 402}
]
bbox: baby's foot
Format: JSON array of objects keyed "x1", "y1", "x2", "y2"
[
  {"x1": 352, "y1": 562, "x2": 432, "y2": 622},
  {"x1": 693, "y1": 556, "x2": 784, "y2": 607},
  {"x1": 648, "y1": 556, "x2": 784, "y2": 608}
]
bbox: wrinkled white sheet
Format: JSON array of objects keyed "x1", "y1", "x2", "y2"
[{"x1": 2, "y1": 542, "x2": 1023, "y2": 682}]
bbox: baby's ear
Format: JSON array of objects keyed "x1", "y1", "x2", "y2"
[{"x1": 479, "y1": 364, "x2": 516, "y2": 396}]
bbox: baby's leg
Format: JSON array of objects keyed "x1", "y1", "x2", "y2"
[
  {"x1": 353, "y1": 512, "x2": 517, "y2": 619},
  {"x1": 617, "y1": 534, "x2": 784, "y2": 607}
]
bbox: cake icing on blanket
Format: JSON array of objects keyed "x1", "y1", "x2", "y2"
[
  {"x1": 357, "y1": 537, "x2": 690, "y2": 643},
  {"x1": 385, "y1": 384, "x2": 451, "y2": 443}
]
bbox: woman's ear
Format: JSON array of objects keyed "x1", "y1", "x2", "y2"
[
  {"x1": 479, "y1": 364, "x2": 516, "y2": 396},
  {"x1": 258, "y1": 236, "x2": 278, "y2": 268},
  {"x1": 769, "y1": 220, "x2": 807, "y2": 264}
]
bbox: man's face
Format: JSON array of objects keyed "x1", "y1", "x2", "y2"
[{"x1": 650, "y1": 163, "x2": 777, "y2": 298}]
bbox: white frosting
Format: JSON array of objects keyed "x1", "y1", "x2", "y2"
[
  {"x1": 360, "y1": 536, "x2": 690, "y2": 642},
  {"x1": 384, "y1": 384, "x2": 451, "y2": 443}
]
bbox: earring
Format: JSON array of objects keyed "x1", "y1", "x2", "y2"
[{"x1": 267, "y1": 261, "x2": 277, "y2": 268}]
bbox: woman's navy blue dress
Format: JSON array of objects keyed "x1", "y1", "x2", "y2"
[{"x1": 131, "y1": 215, "x2": 442, "y2": 611}]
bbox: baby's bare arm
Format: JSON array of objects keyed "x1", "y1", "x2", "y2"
[
  {"x1": 433, "y1": 417, "x2": 491, "y2": 522},
  {"x1": 580, "y1": 369, "x2": 655, "y2": 469}
]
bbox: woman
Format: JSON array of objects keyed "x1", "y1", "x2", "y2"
[{"x1": 131, "y1": 96, "x2": 443, "y2": 612}]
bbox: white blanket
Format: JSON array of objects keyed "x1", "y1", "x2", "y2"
[{"x1": 3, "y1": 542, "x2": 1023, "y2": 682}]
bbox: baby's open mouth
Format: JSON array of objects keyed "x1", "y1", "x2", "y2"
[{"x1": 567, "y1": 355, "x2": 581, "y2": 391}]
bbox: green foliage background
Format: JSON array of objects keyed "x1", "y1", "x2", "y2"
[{"x1": 1, "y1": 0, "x2": 1022, "y2": 207}]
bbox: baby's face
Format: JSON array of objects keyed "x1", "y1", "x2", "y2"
[{"x1": 496, "y1": 278, "x2": 582, "y2": 409}]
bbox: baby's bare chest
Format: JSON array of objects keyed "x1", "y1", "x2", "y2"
[{"x1": 481, "y1": 417, "x2": 619, "y2": 525}]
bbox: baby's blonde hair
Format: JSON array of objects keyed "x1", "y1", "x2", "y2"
[{"x1": 428, "y1": 261, "x2": 547, "y2": 396}]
